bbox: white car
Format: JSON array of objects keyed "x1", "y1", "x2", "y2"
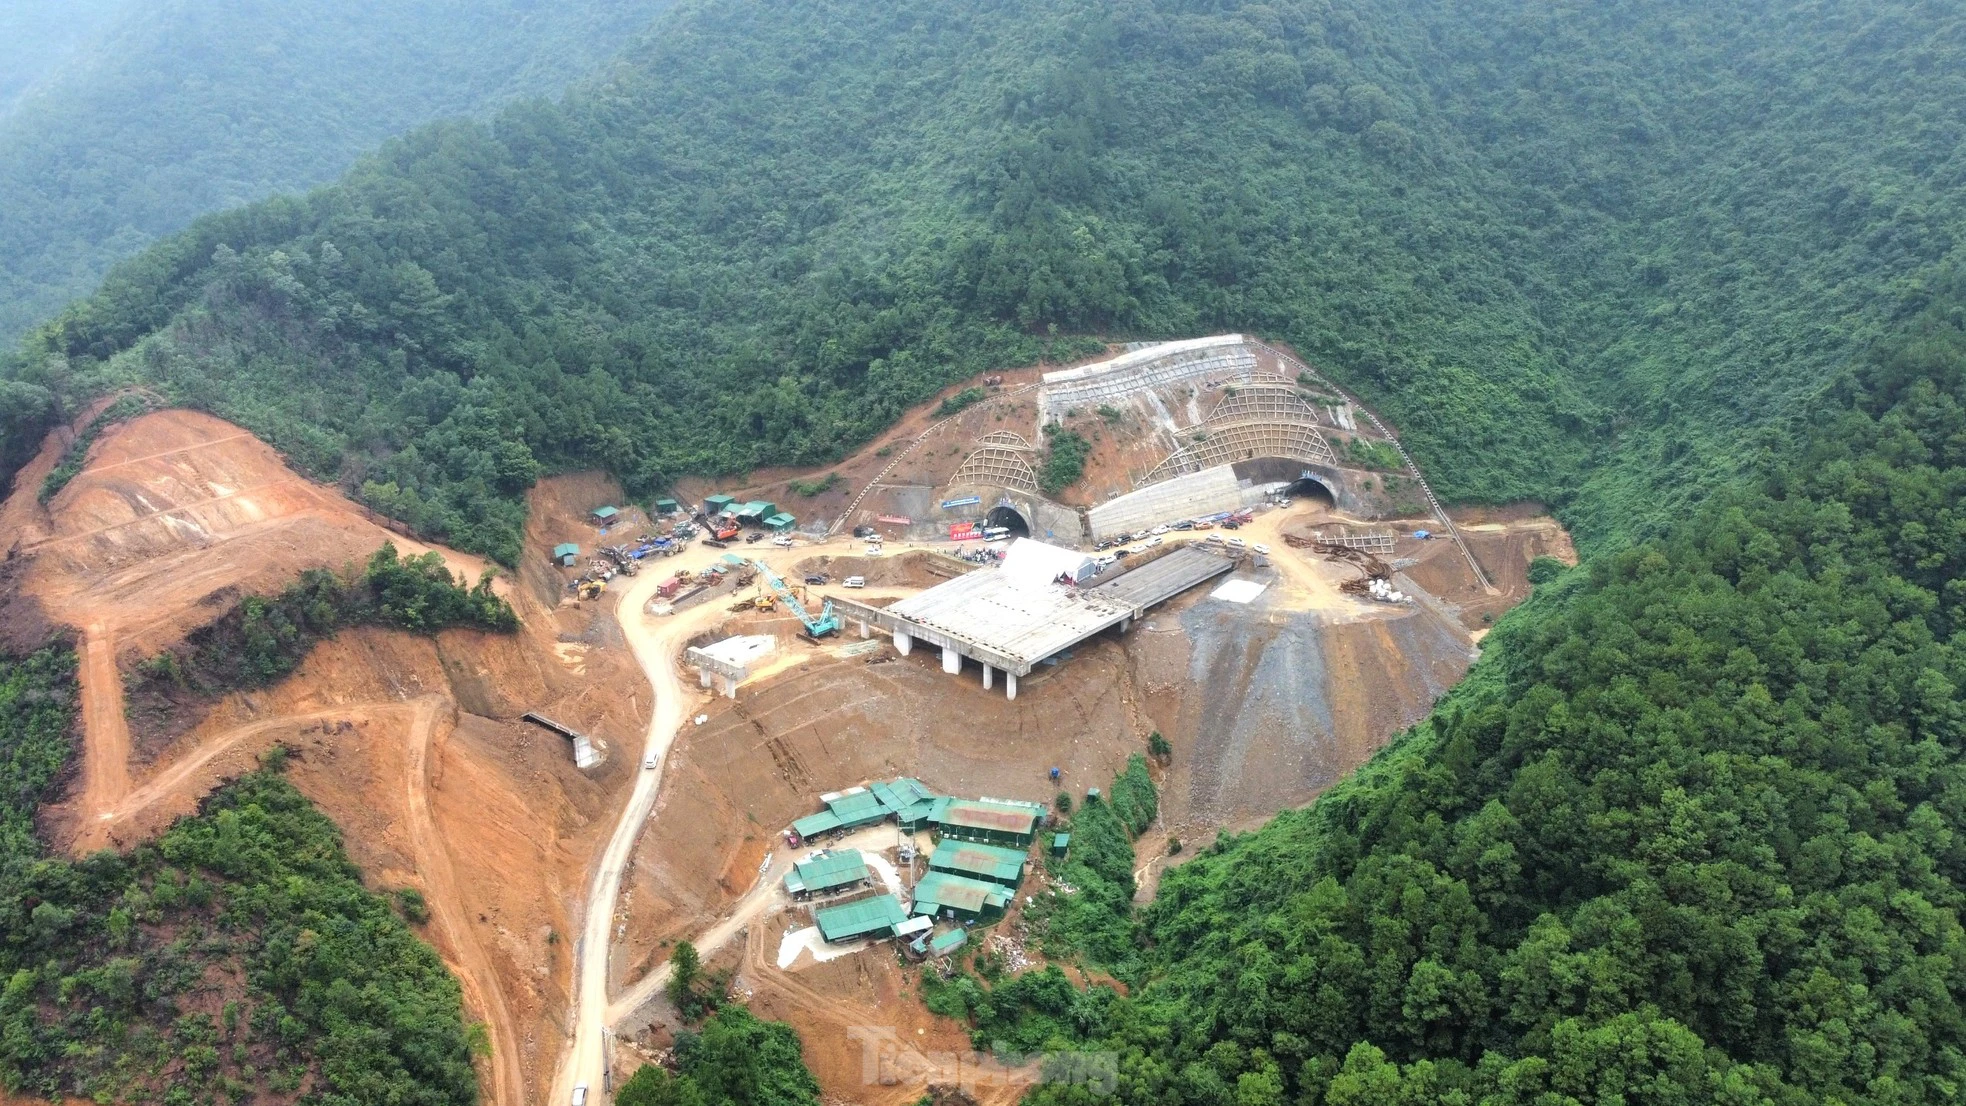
[
  {"x1": 864, "y1": 545, "x2": 883, "y2": 556},
  {"x1": 1150, "y1": 524, "x2": 1170, "y2": 535},
  {"x1": 1252, "y1": 543, "x2": 1271, "y2": 555},
  {"x1": 844, "y1": 576, "x2": 867, "y2": 588},
  {"x1": 773, "y1": 535, "x2": 793, "y2": 547},
  {"x1": 1148, "y1": 535, "x2": 1165, "y2": 547},
  {"x1": 1205, "y1": 532, "x2": 1225, "y2": 543},
  {"x1": 1226, "y1": 536, "x2": 1247, "y2": 549},
  {"x1": 642, "y1": 752, "x2": 657, "y2": 770}
]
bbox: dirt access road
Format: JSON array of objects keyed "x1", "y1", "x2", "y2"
[
  {"x1": 551, "y1": 535, "x2": 917, "y2": 1104},
  {"x1": 68, "y1": 691, "x2": 529, "y2": 1106},
  {"x1": 551, "y1": 557, "x2": 762, "y2": 1104}
]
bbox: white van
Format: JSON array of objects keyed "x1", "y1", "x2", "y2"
[
  {"x1": 572, "y1": 1085, "x2": 588, "y2": 1106},
  {"x1": 844, "y1": 576, "x2": 866, "y2": 588},
  {"x1": 642, "y1": 751, "x2": 657, "y2": 770}
]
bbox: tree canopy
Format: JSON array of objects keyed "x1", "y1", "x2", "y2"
[
  {"x1": 928, "y1": 296, "x2": 1966, "y2": 1106},
  {"x1": 4, "y1": 0, "x2": 1960, "y2": 559},
  {"x1": 0, "y1": 0, "x2": 668, "y2": 344}
]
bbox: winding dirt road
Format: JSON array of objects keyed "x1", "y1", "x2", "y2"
[
  {"x1": 75, "y1": 622, "x2": 132, "y2": 829},
  {"x1": 402, "y1": 696, "x2": 528, "y2": 1106},
  {"x1": 551, "y1": 567, "x2": 723, "y2": 1105},
  {"x1": 69, "y1": 689, "x2": 526, "y2": 1106}
]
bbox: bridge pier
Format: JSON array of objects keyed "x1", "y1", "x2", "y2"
[
  {"x1": 982, "y1": 663, "x2": 994, "y2": 690},
  {"x1": 1005, "y1": 672, "x2": 1018, "y2": 701},
  {"x1": 941, "y1": 645, "x2": 962, "y2": 674},
  {"x1": 894, "y1": 631, "x2": 912, "y2": 656}
]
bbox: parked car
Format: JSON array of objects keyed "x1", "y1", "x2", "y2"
[
  {"x1": 804, "y1": 574, "x2": 828, "y2": 584},
  {"x1": 1150, "y1": 524, "x2": 1170, "y2": 535},
  {"x1": 1252, "y1": 543, "x2": 1271, "y2": 555},
  {"x1": 642, "y1": 751, "x2": 657, "y2": 770},
  {"x1": 844, "y1": 576, "x2": 867, "y2": 588},
  {"x1": 1227, "y1": 536, "x2": 1247, "y2": 549}
]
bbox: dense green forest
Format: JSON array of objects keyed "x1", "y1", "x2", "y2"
[
  {"x1": 0, "y1": 640, "x2": 481, "y2": 1103},
  {"x1": 922, "y1": 301, "x2": 1966, "y2": 1105},
  {"x1": 615, "y1": 1007, "x2": 821, "y2": 1106},
  {"x1": 0, "y1": 0, "x2": 667, "y2": 344},
  {"x1": 5, "y1": 0, "x2": 1960, "y2": 560}
]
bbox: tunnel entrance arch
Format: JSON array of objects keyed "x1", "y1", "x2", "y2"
[
  {"x1": 1284, "y1": 473, "x2": 1337, "y2": 508},
  {"x1": 986, "y1": 505, "x2": 1032, "y2": 538}
]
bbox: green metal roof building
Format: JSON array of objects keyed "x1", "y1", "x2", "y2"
[
  {"x1": 553, "y1": 542, "x2": 580, "y2": 567},
  {"x1": 592, "y1": 505, "x2": 619, "y2": 522},
  {"x1": 824, "y1": 787, "x2": 889, "y2": 829},
  {"x1": 815, "y1": 894, "x2": 908, "y2": 943},
  {"x1": 872, "y1": 778, "x2": 942, "y2": 830},
  {"x1": 655, "y1": 497, "x2": 679, "y2": 513},
  {"x1": 763, "y1": 512, "x2": 797, "y2": 533},
  {"x1": 783, "y1": 850, "x2": 871, "y2": 897},
  {"x1": 734, "y1": 500, "x2": 778, "y2": 523},
  {"x1": 792, "y1": 810, "x2": 843, "y2": 838},
  {"x1": 704, "y1": 494, "x2": 736, "y2": 515},
  {"x1": 929, "y1": 840, "x2": 1027, "y2": 887},
  {"x1": 911, "y1": 872, "x2": 1012, "y2": 922},
  {"x1": 929, "y1": 928, "x2": 969, "y2": 957},
  {"x1": 793, "y1": 787, "x2": 891, "y2": 841},
  {"x1": 932, "y1": 798, "x2": 1045, "y2": 847}
]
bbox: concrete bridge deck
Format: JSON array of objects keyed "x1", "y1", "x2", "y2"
[
  {"x1": 828, "y1": 543, "x2": 1236, "y2": 698},
  {"x1": 1089, "y1": 545, "x2": 1237, "y2": 616}
]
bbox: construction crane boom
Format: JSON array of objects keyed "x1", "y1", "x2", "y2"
[{"x1": 750, "y1": 559, "x2": 841, "y2": 637}]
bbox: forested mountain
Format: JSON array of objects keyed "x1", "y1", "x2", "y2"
[
  {"x1": 0, "y1": 0, "x2": 127, "y2": 118},
  {"x1": 1, "y1": 0, "x2": 1965, "y2": 1102},
  {"x1": 942, "y1": 294, "x2": 1966, "y2": 1105},
  {"x1": 0, "y1": 0, "x2": 668, "y2": 344},
  {"x1": 5, "y1": 0, "x2": 1962, "y2": 562}
]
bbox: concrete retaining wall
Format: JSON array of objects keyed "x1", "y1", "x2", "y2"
[{"x1": 1086, "y1": 466, "x2": 1279, "y2": 540}]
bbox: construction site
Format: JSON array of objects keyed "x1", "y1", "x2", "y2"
[{"x1": 0, "y1": 336, "x2": 1573, "y2": 1106}]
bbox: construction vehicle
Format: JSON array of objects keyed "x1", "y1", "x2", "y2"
[
  {"x1": 576, "y1": 579, "x2": 605, "y2": 600},
  {"x1": 711, "y1": 515, "x2": 741, "y2": 541},
  {"x1": 751, "y1": 559, "x2": 841, "y2": 637}
]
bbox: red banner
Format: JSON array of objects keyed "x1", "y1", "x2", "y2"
[{"x1": 877, "y1": 514, "x2": 912, "y2": 525}]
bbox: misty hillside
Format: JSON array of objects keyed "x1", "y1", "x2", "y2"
[
  {"x1": 6, "y1": 0, "x2": 1960, "y2": 562},
  {"x1": 0, "y1": 0, "x2": 669, "y2": 343}
]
